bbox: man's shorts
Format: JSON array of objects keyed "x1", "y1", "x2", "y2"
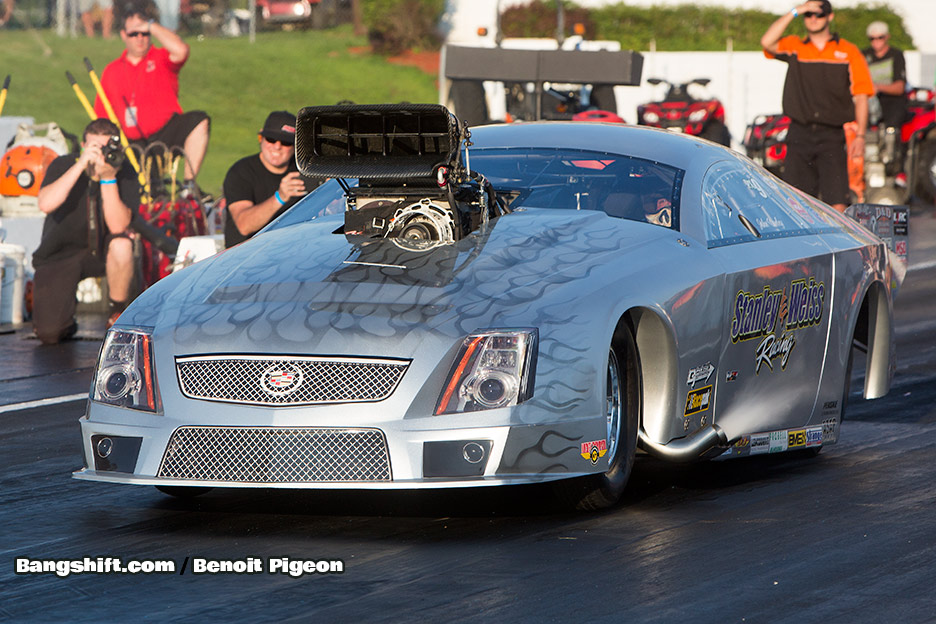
[
  {"x1": 78, "y1": 0, "x2": 113, "y2": 12},
  {"x1": 783, "y1": 121, "x2": 850, "y2": 207},
  {"x1": 141, "y1": 111, "x2": 210, "y2": 151}
]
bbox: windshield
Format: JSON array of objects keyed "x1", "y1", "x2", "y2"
[
  {"x1": 470, "y1": 147, "x2": 682, "y2": 228},
  {"x1": 267, "y1": 147, "x2": 684, "y2": 232}
]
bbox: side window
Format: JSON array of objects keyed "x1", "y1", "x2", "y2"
[
  {"x1": 701, "y1": 161, "x2": 757, "y2": 246},
  {"x1": 702, "y1": 159, "x2": 829, "y2": 247}
]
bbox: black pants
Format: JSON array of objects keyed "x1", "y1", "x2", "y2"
[
  {"x1": 783, "y1": 121, "x2": 850, "y2": 206},
  {"x1": 32, "y1": 249, "x2": 105, "y2": 344}
]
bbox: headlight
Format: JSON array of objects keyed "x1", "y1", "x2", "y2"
[
  {"x1": 688, "y1": 108, "x2": 708, "y2": 123},
  {"x1": 92, "y1": 327, "x2": 161, "y2": 412},
  {"x1": 642, "y1": 111, "x2": 660, "y2": 124},
  {"x1": 435, "y1": 329, "x2": 537, "y2": 415}
]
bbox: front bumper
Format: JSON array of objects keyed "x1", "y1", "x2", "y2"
[{"x1": 74, "y1": 404, "x2": 608, "y2": 490}]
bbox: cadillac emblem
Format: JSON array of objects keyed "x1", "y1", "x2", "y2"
[{"x1": 260, "y1": 363, "x2": 304, "y2": 396}]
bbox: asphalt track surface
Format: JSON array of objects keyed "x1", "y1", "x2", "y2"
[{"x1": 3, "y1": 208, "x2": 936, "y2": 623}]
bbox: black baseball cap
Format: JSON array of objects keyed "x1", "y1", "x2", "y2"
[
  {"x1": 817, "y1": 0, "x2": 833, "y2": 14},
  {"x1": 260, "y1": 111, "x2": 296, "y2": 145}
]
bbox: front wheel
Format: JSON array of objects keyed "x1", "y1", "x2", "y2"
[{"x1": 553, "y1": 326, "x2": 639, "y2": 510}]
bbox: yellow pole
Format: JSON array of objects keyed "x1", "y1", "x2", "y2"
[
  {"x1": 66, "y1": 72, "x2": 96, "y2": 120},
  {"x1": 83, "y1": 57, "x2": 151, "y2": 202},
  {"x1": 0, "y1": 75, "x2": 10, "y2": 118}
]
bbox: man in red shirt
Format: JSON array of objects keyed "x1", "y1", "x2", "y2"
[
  {"x1": 761, "y1": 0, "x2": 873, "y2": 212},
  {"x1": 94, "y1": 4, "x2": 209, "y2": 185}
]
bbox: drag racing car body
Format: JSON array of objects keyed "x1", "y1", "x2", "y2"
[{"x1": 74, "y1": 105, "x2": 906, "y2": 509}]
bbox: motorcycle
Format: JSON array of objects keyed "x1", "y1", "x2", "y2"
[
  {"x1": 636, "y1": 78, "x2": 731, "y2": 146},
  {"x1": 743, "y1": 87, "x2": 936, "y2": 205}
]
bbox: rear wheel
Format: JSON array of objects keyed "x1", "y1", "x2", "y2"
[
  {"x1": 553, "y1": 325, "x2": 639, "y2": 510},
  {"x1": 914, "y1": 139, "x2": 936, "y2": 202}
]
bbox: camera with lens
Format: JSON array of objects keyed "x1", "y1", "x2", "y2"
[{"x1": 101, "y1": 135, "x2": 125, "y2": 168}]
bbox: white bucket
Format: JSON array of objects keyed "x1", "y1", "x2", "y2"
[{"x1": 0, "y1": 242, "x2": 26, "y2": 324}]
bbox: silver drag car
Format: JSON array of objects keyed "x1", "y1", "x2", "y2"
[{"x1": 74, "y1": 104, "x2": 907, "y2": 509}]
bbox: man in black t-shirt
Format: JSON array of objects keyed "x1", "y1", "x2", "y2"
[
  {"x1": 33, "y1": 118, "x2": 139, "y2": 344},
  {"x1": 863, "y1": 20, "x2": 907, "y2": 128},
  {"x1": 223, "y1": 111, "x2": 317, "y2": 248}
]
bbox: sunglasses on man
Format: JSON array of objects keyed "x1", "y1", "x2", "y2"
[
  {"x1": 262, "y1": 136, "x2": 294, "y2": 147},
  {"x1": 124, "y1": 30, "x2": 150, "y2": 38},
  {"x1": 802, "y1": 11, "x2": 828, "y2": 18},
  {"x1": 868, "y1": 35, "x2": 887, "y2": 41}
]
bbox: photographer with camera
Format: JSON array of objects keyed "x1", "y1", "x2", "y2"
[
  {"x1": 223, "y1": 111, "x2": 319, "y2": 248},
  {"x1": 32, "y1": 118, "x2": 140, "y2": 344}
]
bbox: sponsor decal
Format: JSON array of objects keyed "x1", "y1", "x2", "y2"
[
  {"x1": 750, "y1": 433, "x2": 770, "y2": 455},
  {"x1": 581, "y1": 439, "x2": 607, "y2": 464},
  {"x1": 731, "y1": 277, "x2": 825, "y2": 375},
  {"x1": 726, "y1": 370, "x2": 739, "y2": 382},
  {"x1": 769, "y1": 430, "x2": 788, "y2": 453},
  {"x1": 684, "y1": 385, "x2": 713, "y2": 416},
  {"x1": 823, "y1": 400, "x2": 837, "y2": 410},
  {"x1": 788, "y1": 429, "x2": 807, "y2": 448},
  {"x1": 822, "y1": 418, "x2": 838, "y2": 444},
  {"x1": 896, "y1": 240, "x2": 907, "y2": 256},
  {"x1": 805, "y1": 427, "x2": 822, "y2": 447},
  {"x1": 687, "y1": 362, "x2": 715, "y2": 388}
]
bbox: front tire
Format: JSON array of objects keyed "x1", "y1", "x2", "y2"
[{"x1": 553, "y1": 325, "x2": 639, "y2": 510}]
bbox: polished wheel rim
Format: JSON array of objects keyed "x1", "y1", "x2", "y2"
[{"x1": 606, "y1": 349, "x2": 622, "y2": 461}]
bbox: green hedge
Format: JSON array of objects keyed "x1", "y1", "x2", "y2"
[
  {"x1": 500, "y1": 1, "x2": 914, "y2": 51},
  {"x1": 362, "y1": 0, "x2": 446, "y2": 54}
]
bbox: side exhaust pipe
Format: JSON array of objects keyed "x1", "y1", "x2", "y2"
[{"x1": 638, "y1": 424, "x2": 728, "y2": 463}]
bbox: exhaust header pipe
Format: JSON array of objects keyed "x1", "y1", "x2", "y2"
[{"x1": 638, "y1": 424, "x2": 728, "y2": 463}]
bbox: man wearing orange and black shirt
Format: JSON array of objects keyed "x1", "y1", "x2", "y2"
[{"x1": 761, "y1": 0, "x2": 873, "y2": 212}]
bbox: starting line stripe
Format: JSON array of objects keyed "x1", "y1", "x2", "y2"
[
  {"x1": 0, "y1": 393, "x2": 87, "y2": 414},
  {"x1": 908, "y1": 259, "x2": 936, "y2": 272}
]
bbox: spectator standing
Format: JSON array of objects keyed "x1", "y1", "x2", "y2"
[
  {"x1": 761, "y1": 0, "x2": 874, "y2": 212},
  {"x1": 79, "y1": 0, "x2": 114, "y2": 38},
  {"x1": 863, "y1": 21, "x2": 907, "y2": 128},
  {"x1": 0, "y1": 0, "x2": 13, "y2": 26},
  {"x1": 223, "y1": 111, "x2": 317, "y2": 248},
  {"x1": 32, "y1": 119, "x2": 139, "y2": 344},
  {"x1": 93, "y1": 3, "x2": 209, "y2": 185}
]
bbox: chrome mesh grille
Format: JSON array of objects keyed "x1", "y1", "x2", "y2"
[
  {"x1": 158, "y1": 426, "x2": 391, "y2": 482},
  {"x1": 175, "y1": 355, "x2": 409, "y2": 405}
]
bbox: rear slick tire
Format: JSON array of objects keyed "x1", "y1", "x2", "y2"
[{"x1": 553, "y1": 326, "x2": 639, "y2": 511}]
